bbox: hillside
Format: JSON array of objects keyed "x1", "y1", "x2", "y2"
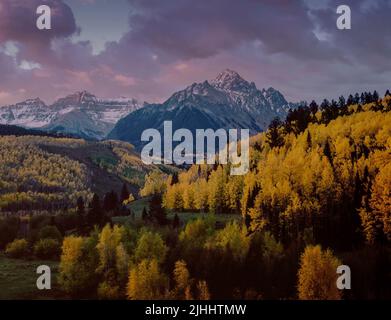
[
  {"x1": 0, "y1": 134, "x2": 173, "y2": 213},
  {"x1": 150, "y1": 93, "x2": 391, "y2": 248}
]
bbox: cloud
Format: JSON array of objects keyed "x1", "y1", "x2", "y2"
[
  {"x1": 124, "y1": 0, "x2": 336, "y2": 61},
  {"x1": 309, "y1": 0, "x2": 391, "y2": 70},
  {"x1": 0, "y1": 0, "x2": 390, "y2": 106},
  {"x1": 0, "y1": 0, "x2": 78, "y2": 46}
]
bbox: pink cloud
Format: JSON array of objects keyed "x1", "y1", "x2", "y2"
[{"x1": 114, "y1": 74, "x2": 136, "y2": 87}]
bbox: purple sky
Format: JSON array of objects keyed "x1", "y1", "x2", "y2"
[{"x1": 0, "y1": 0, "x2": 390, "y2": 105}]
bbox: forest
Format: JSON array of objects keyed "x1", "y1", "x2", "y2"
[{"x1": 0, "y1": 90, "x2": 390, "y2": 300}]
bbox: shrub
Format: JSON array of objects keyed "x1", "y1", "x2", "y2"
[
  {"x1": 97, "y1": 281, "x2": 121, "y2": 300},
  {"x1": 34, "y1": 238, "x2": 61, "y2": 259},
  {"x1": 29, "y1": 214, "x2": 51, "y2": 231},
  {"x1": 38, "y1": 225, "x2": 62, "y2": 242},
  {"x1": 0, "y1": 217, "x2": 20, "y2": 249},
  {"x1": 5, "y1": 239, "x2": 29, "y2": 258}
]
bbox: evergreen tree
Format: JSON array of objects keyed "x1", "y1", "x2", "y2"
[
  {"x1": 306, "y1": 131, "x2": 312, "y2": 151},
  {"x1": 149, "y1": 194, "x2": 167, "y2": 225},
  {"x1": 266, "y1": 118, "x2": 284, "y2": 148},
  {"x1": 120, "y1": 183, "x2": 130, "y2": 204},
  {"x1": 103, "y1": 190, "x2": 119, "y2": 212},
  {"x1": 141, "y1": 207, "x2": 149, "y2": 221},
  {"x1": 173, "y1": 213, "x2": 180, "y2": 229},
  {"x1": 373, "y1": 90, "x2": 379, "y2": 102},
  {"x1": 360, "y1": 92, "x2": 366, "y2": 104},
  {"x1": 171, "y1": 172, "x2": 179, "y2": 185},
  {"x1": 285, "y1": 106, "x2": 312, "y2": 135},
  {"x1": 87, "y1": 194, "x2": 106, "y2": 227},
  {"x1": 338, "y1": 96, "x2": 348, "y2": 115},
  {"x1": 338, "y1": 95, "x2": 346, "y2": 108},
  {"x1": 346, "y1": 94, "x2": 354, "y2": 106},
  {"x1": 323, "y1": 140, "x2": 333, "y2": 164},
  {"x1": 76, "y1": 196, "x2": 85, "y2": 233},
  {"x1": 365, "y1": 92, "x2": 373, "y2": 104},
  {"x1": 309, "y1": 100, "x2": 318, "y2": 117},
  {"x1": 354, "y1": 93, "x2": 360, "y2": 104}
]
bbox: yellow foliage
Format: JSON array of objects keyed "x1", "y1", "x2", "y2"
[{"x1": 297, "y1": 245, "x2": 342, "y2": 300}]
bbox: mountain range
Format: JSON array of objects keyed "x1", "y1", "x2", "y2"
[
  {"x1": 0, "y1": 69, "x2": 298, "y2": 142},
  {"x1": 0, "y1": 91, "x2": 143, "y2": 139},
  {"x1": 109, "y1": 69, "x2": 298, "y2": 148}
]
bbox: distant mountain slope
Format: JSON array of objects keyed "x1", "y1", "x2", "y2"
[
  {"x1": 0, "y1": 98, "x2": 54, "y2": 128},
  {"x1": 0, "y1": 134, "x2": 177, "y2": 212},
  {"x1": 109, "y1": 69, "x2": 298, "y2": 149},
  {"x1": 0, "y1": 124, "x2": 78, "y2": 138},
  {"x1": 0, "y1": 91, "x2": 143, "y2": 140}
]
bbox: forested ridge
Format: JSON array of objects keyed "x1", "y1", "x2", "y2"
[
  {"x1": 157, "y1": 92, "x2": 391, "y2": 248},
  {"x1": 0, "y1": 136, "x2": 173, "y2": 213},
  {"x1": 0, "y1": 137, "x2": 91, "y2": 212}
]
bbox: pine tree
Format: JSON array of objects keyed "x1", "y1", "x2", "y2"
[
  {"x1": 373, "y1": 90, "x2": 379, "y2": 102},
  {"x1": 76, "y1": 196, "x2": 85, "y2": 233},
  {"x1": 360, "y1": 92, "x2": 366, "y2": 104},
  {"x1": 141, "y1": 207, "x2": 148, "y2": 221},
  {"x1": 170, "y1": 172, "x2": 179, "y2": 185},
  {"x1": 103, "y1": 190, "x2": 119, "y2": 212},
  {"x1": 346, "y1": 94, "x2": 354, "y2": 106},
  {"x1": 323, "y1": 140, "x2": 333, "y2": 164},
  {"x1": 266, "y1": 117, "x2": 284, "y2": 148},
  {"x1": 149, "y1": 194, "x2": 167, "y2": 225},
  {"x1": 87, "y1": 194, "x2": 106, "y2": 227},
  {"x1": 173, "y1": 213, "x2": 180, "y2": 229},
  {"x1": 338, "y1": 95, "x2": 346, "y2": 108},
  {"x1": 354, "y1": 93, "x2": 360, "y2": 104},
  {"x1": 120, "y1": 183, "x2": 130, "y2": 204},
  {"x1": 285, "y1": 107, "x2": 312, "y2": 134},
  {"x1": 309, "y1": 100, "x2": 318, "y2": 114},
  {"x1": 306, "y1": 131, "x2": 312, "y2": 151}
]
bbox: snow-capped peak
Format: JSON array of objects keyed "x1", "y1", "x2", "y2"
[
  {"x1": 211, "y1": 69, "x2": 254, "y2": 92},
  {"x1": 0, "y1": 91, "x2": 144, "y2": 139}
]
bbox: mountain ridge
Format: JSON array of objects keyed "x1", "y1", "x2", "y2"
[
  {"x1": 109, "y1": 69, "x2": 298, "y2": 148},
  {"x1": 0, "y1": 70, "x2": 298, "y2": 142},
  {"x1": 0, "y1": 91, "x2": 143, "y2": 139}
]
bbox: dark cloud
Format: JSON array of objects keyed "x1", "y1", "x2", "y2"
[
  {"x1": 125, "y1": 0, "x2": 336, "y2": 61},
  {"x1": 0, "y1": 0, "x2": 78, "y2": 45},
  {"x1": 0, "y1": 0, "x2": 390, "y2": 105},
  {"x1": 310, "y1": 0, "x2": 391, "y2": 71}
]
